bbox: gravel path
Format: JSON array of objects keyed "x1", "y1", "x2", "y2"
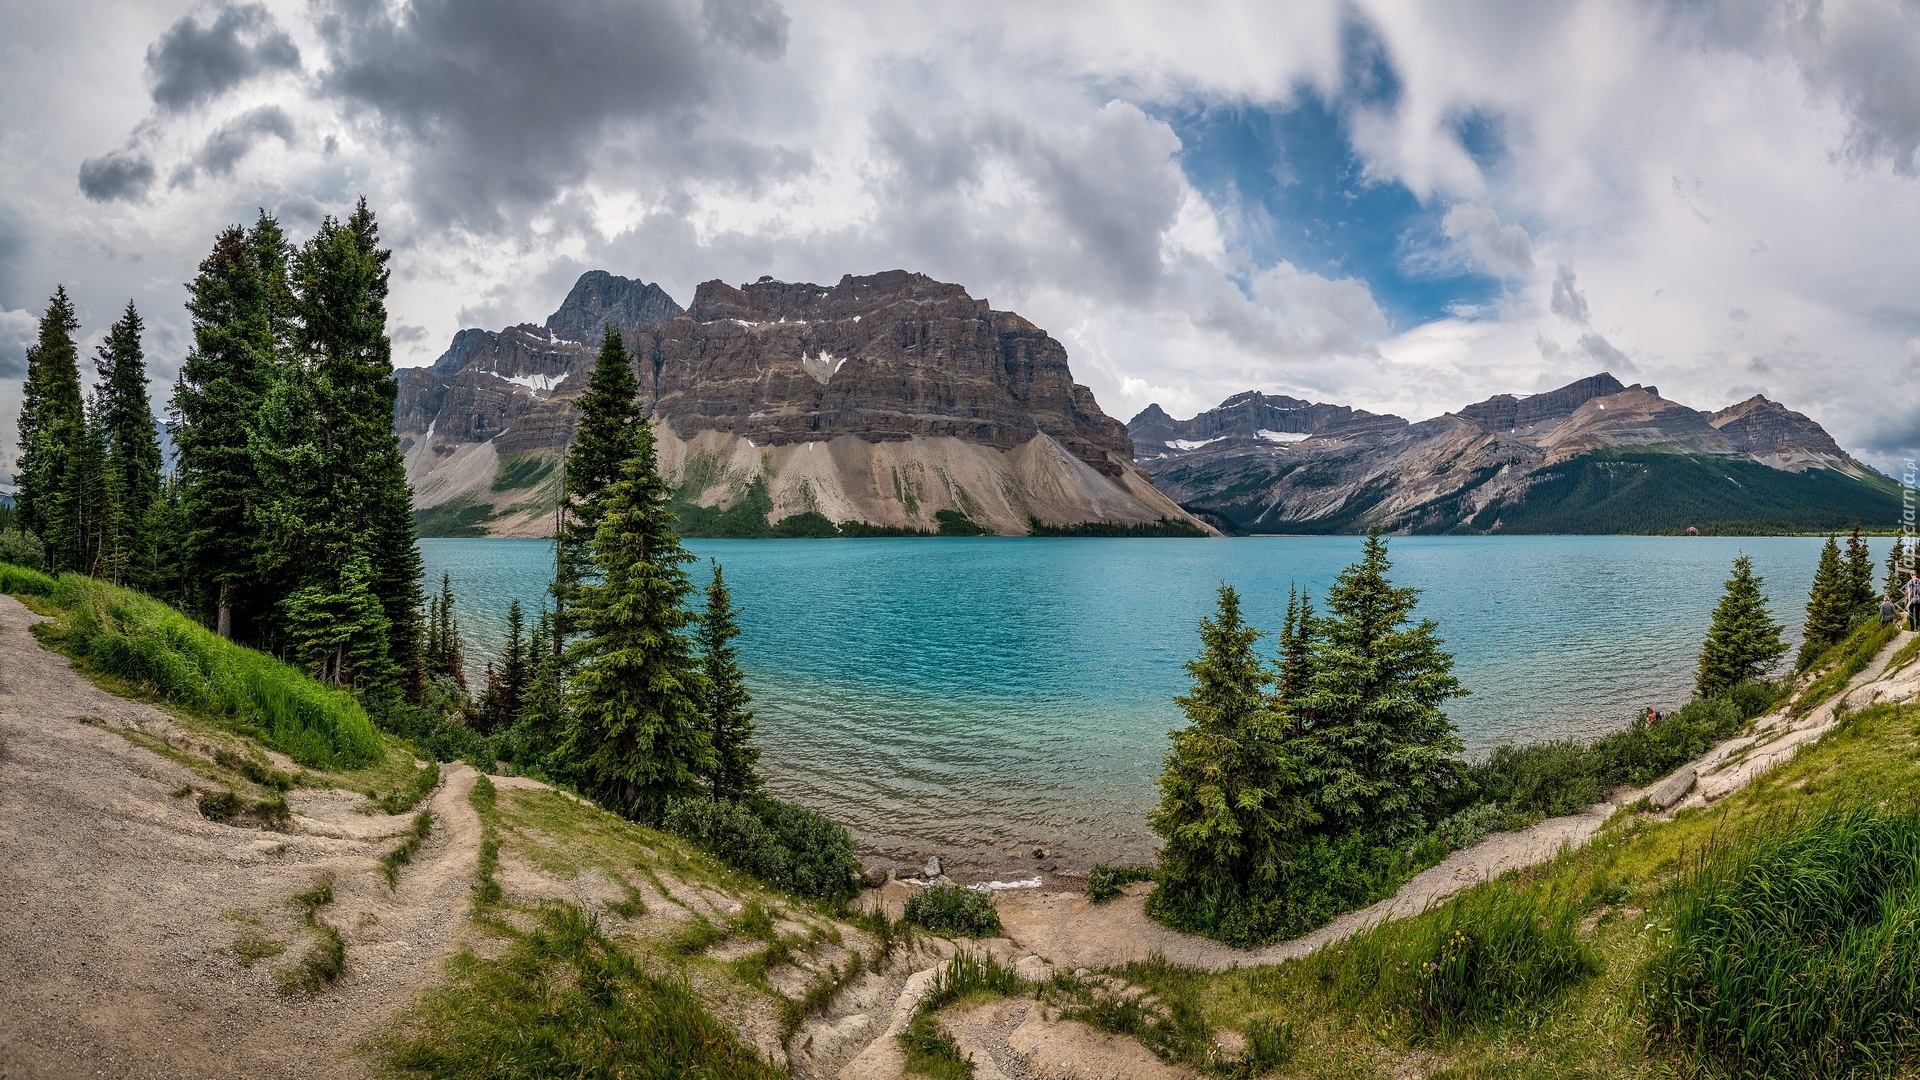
[{"x1": 0, "y1": 594, "x2": 481, "y2": 1079}]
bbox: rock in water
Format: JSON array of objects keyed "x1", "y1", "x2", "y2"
[{"x1": 922, "y1": 856, "x2": 943, "y2": 879}]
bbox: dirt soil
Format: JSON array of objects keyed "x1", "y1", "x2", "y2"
[{"x1": 0, "y1": 594, "x2": 481, "y2": 1080}]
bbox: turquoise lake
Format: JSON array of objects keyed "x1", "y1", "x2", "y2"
[{"x1": 419, "y1": 535, "x2": 1871, "y2": 867}]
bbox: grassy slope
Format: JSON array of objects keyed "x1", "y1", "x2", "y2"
[{"x1": 1096, "y1": 638, "x2": 1920, "y2": 1079}]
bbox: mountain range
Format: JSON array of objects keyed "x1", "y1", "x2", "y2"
[
  {"x1": 397, "y1": 271, "x2": 1202, "y2": 537},
  {"x1": 1129, "y1": 373, "x2": 1899, "y2": 534}
]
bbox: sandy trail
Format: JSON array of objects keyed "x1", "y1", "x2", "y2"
[{"x1": 0, "y1": 594, "x2": 479, "y2": 1080}]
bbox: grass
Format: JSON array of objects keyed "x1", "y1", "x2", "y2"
[
  {"x1": 367, "y1": 759, "x2": 440, "y2": 814},
  {"x1": 903, "y1": 884, "x2": 1002, "y2": 937},
  {"x1": 379, "y1": 902, "x2": 783, "y2": 1079},
  {"x1": 1646, "y1": 806, "x2": 1920, "y2": 1078},
  {"x1": 1790, "y1": 616, "x2": 1902, "y2": 717},
  {"x1": 280, "y1": 877, "x2": 345, "y2": 996},
  {"x1": 1087, "y1": 864, "x2": 1155, "y2": 903},
  {"x1": 491, "y1": 454, "x2": 556, "y2": 493},
  {"x1": 470, "y1": 775, "x2": 503, "y2": 910},
  {"x1": 6, "y1": 567, "x2": 382, "y2": 769},
  {"x1": 902, "y1": 952, "x2": 1030, "y2": 1079},
  {"x1": 412, "y1": 495, "x2": 497, "y2": 538},
  {"x1": 378, "y1": 810, "x2": 436, "y2": 888}
]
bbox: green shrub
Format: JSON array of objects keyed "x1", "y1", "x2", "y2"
[
  {"x1": 0, "y1": 536, "x2": 47, "y2": 575},
  {"x1": 1648, "y1": 807, "x2": 1920, "y2": 1078},
  {"x1": 662, "y1": 795, "x2": 860, "y2": 902},
  {"x1": 1305, "y1": 878, "x2": 1597, "y2": 1036},
  {"x1": 29, "y1": 573, "x2": 380, "y2": 768},
  {"x1": 1792, "y1": 618, "x2": 1901, "y2": 717},
  {"x1": 1087, "y1": 864, "x2": 1154, "y2": 903},
  {"x1": 1148, "y1": 829, "x2": 1413, "y2": 947},
  {"x1": 382, "y1": 902, "x2": 781, "y2": 1079},
  {"x1": 902, "y1": 883, "x2": 1002, "y2": 937}
]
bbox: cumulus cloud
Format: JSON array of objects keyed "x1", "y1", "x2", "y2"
[
  {"x1": 77, "y1": 149, "x2": 156, "y2": 203},
  {"x1": 1549, "y1": 265, "x2": 1589, "y2": 325},
  {"x1": 702, "y1": 0, "x2": 790, "y2": 60},
  {"x1": 145, "y1": 1, "x2": 300, "y2": 113},
  {"x1": 1577, "y1": 332, "x2": 1636, "y2": 375},
  {"x1": 1440, "y1": 203, "x2": 1533, "y2": 277},
  {"x1": 193, "y1": 105, "x2": 295, "y2": 178}
]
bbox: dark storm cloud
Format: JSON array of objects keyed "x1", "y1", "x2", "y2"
[
  {"x1": 77, "y1": 149, "x2": 156, "y2": 202},
  {"x1": 702, "y1": 0, "x2": 789, "y2": 61},
  {"x1": 316, "y1": 0, "x2": 788, "y2": 226},
  {"x1": 195, "y1": 105, "x2": 296, "y2": 176},
  {"x1": 145, "y1": 1, "x2": 301, "y2": 113}
]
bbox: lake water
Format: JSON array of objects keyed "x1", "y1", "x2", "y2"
[{"x1": 419, "y1": 534, "x2": 1870, "y2": 868}]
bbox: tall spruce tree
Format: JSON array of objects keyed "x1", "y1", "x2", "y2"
[
  {"x1": 1887, "y1": 538, "x2": 1911, "y2": 603},
  {"x1": 288, "y1": 198, "x2": 423, "y2": 695},
  {"x1": 1798, "y1": 536, "x2": 1852, "y2": 668},
  {"x1": 1149, "y1": 585, "x2": 1316, "y2": 942},
  {"x1": 1297, "y1": 529, "x2": 1465, "y2": 844},
  {"x1": 93, "y1": 302, "x2": 164, "y2": 585},
  {"x1": 1843, "y1": 526, "x2": 1876, "y2": 611},
  {"x1": 173, "y1": 217, "x2": 285, "y2": 637},
  {"x1": 555, "y1": 324, "x2": 643, "y2": 638},
  {"x1": 68, "y1": 390, "x2": 113, "y2": 576},
  {"x1": 1697, "y1": 554, "x2": 1789, "y2": 697},
  {"x1": 423, "y1": 572, "x2": 466, "y2": 688},
  {"x1": 561, "y1": 418, "x2": 710, "y2": 821},
  {"x1": 1273, "y1": 585, "x2": 1317, "y2": 735},
  {"x1": 476, "y1": 599, "x2": 530, "y2": 734},
  {"x1": 697, "y1": 561, "x2": 760, "y2": 801},
  {"x1": 16, "y1": 287, "x2": 84, "y2": 571},
  {"x1": 512, "y1": 606, "x2": 568, "y2": 774}
]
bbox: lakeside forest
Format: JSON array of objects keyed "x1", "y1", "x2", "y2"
[{"x1": 10, "y1": 200, "x2": 1920, "y2": 1077}]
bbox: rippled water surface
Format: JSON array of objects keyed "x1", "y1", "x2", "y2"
[{"x1": 421, "y1": 535, "x2": 1860, "y2": 864}]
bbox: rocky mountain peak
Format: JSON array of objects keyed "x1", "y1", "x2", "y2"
[
  {"x1": 1707, "y1": 394, "x2": 1859, "y2": 473},
  {"x1": 545, "y1": 270, "x2": 684, "y2": 344},
  {"x1": 1455, "y1": 372, "x2": 1629, "y2": 433}
]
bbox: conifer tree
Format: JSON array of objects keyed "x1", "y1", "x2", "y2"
[
  {"x1": 1297, "y1": 529, "x2": 1465, "y2": 844},
  {"x1": 1149, "y1": 585, "x2": 1316, "y2": 937},
  {"x1": 1697, "y1": 554, "x2": 1789, "y2": 697},
  {"x1": 697, "y1": 561, "x2": 760, "y2": 801},
  {"x1": 93, "y1": 302, "x2": 164, "y2": 585},
  {"x1": 561, "y1": 418, "x2": 710, "y2": 821},
  {"x1": 67, "y1": 391, "x2": 113, "y2": 576},
  {"x1": 1273, "y1": 585, "x2": 1317, "y2": 734},
  {"x1": 1798, "y1": 536, "x2": 1852, "y2": 668},
  {"x1": 16, "y1": 287, "x2": 84, "y2": 570},
  {"x1": 281, "y1": 550, "x2": 396, "y2": 693},
  {"x1": 174, "y1": 217, "x2": 285, "y2": 637},
  {"x1": 476, "y1": 600, "x2": 529, "y2": 734},
  {"x1": 1887, "y1": 538, "x2": 1911, "y2": 603},
  {"x1": 512, "y1": 606, "x2": 568, "y2": 773},
  {"x1": 423, "y1": 572, "x2": 467, "y2": 688},
  {"x1": 555, "y1": 324, "x2": 643, "y2": 637},
  {"x1": 1843, "y1": 526, "x2": 1876, "y2": 611},
  {"x1": 135, "y1": 477, "x2": 189, "y2": 605}
]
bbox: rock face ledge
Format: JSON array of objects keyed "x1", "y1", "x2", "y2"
[{"x1": 397, "y1": 270, "x2": 1202, "y2": 537}]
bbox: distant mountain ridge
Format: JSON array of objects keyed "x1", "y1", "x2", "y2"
[
  {"x1": 1131, "y1": 374, "x2": 1896, "y2": 534},
  {"x1": 397, "y1": 270, "x2": 1204, "y2": 537}
]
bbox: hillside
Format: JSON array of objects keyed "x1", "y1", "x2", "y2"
[
  {"x1": 1134, "y1": 373, "x2": 1899, "y2": 534},
  {"x1": 399, "y1": 270, "x2": 1205, "y2": 538}
]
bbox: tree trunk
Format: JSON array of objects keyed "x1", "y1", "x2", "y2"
[{"x1": 216, "y1": 582, "x2": 232, "y2": 639}]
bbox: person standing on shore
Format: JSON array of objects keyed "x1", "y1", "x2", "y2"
[{"x1": 1908, "y1": 571, "x2": 1920, "y2": 631}]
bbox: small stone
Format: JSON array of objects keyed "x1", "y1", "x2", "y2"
[
  {"x1": 922, "y1": 856, "x2": 943, "y2": 879},
  {"x1": 1032, "y1": 847, "x2": 1051, "y2": 859},
  {"x1": 1074, "y1": 968, "x2": 1090, "y2": 977}
]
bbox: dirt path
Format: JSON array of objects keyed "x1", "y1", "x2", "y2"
[
  {"x1": 0, "y1": 594, "x2": 480, "y2": 1080},
  {"x1": 991, "y1": 630, "x2": 1918, "y2": 975}
]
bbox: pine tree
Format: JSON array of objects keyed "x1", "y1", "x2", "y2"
[
  {"x1": 561, "y1": 419, "x2": 709, "y2": 822},
  {"x1": 1149, "y1": 585, "x2": 1316, "y2": 937},
  {"x1": 16, "y1": 287, "x2": 84, "y2": 571},
  {"x1": 174, "y1": 217, "x2": 285, "y2": 637},
  {"x1": 93, "y1": 302, "x2": 164, "y2": 585},
  {"x1": 1843, "y1": 526, "x2": 1876, "y2": 611},
  {"x1": 135, "y1": 477, "x2": 190, "y2": 605},
  {"x1": 1273, "y1": 585, "x2": 1317, "y2": 735},
  {"x1": 423, "y1": 572, "x2": 467, "y2": 688},
  {"x1": 697, "y1": 561, "x2": 760, "y2": 801},
  {"x1": 289, "y1": 198, "x2": 423, "y2": 696},
  {"x1": 1887, "y1": 538, "x2": 1911, "y2": 603},
  {"x1": 68, "y1": 390, "x2": 113, "y2": 576},
  {"x1": 1297, "y1": 529, "x2": 1465, "y2": 844},
  {"x1": 511, "y1": 606, "x2": 569, "y2": 774},
  {"x1": 281, "y1": 550, "x2": 396, "y2": 693},
  {"x1": 1697, "y1": 554, "x2": 1789, "y2": 697},
  {"x1": 475, "y1": 599, "x2": 529, "y2": 734},
  {"x1": 555, "y1": 324, "x2": 643, "y2": 638},
  {"x1": 1798, "y1": 536, "x2": 1852, "y2": 668}
]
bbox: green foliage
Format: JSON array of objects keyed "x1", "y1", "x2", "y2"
[
  {"x1": 1697, "y1": 554, "x2": 1790, "y2": 697},
  {"x1": 1299, "y1": 528, "x2": 1466, "y2": 844},
  {"x1": 933, "y1": 509, "x2": 988, "y2": 536},
  {"x1": 368, "y1": 759, "x2": 440, "y2": 814},
  {"x1": 422, "y1": 572, "x2": 466, "y2": 689},
  {"x1": 1648, "y1": 807, "x2": 1920, "y2": 1078},
  {"x1": 92, "y1": 301, "x2": 164, "y2": 587},
  {"x1": 280, "y1": 549, "x2": 397, "y2": 695},
  {"x1": 378, "y1": 810, "x2": 436, "y2": 887},
  {"x1": 380, "y1": 902, "x2": 782, "y2": 1079},
  {"x1": 1086, "y1": 864, "x2": 1155, "y2": 903},
  {"x1": 1791, "y1": 617, "x2": 1902, "y2": 718},
  {"x1": 1799, "y1": 536, "x2": 1855, "y2": 669},
  {"x1": 22, "y1": 570, "x2": 381, "y2": 768},
  {"x1": 555, "y1": 324, "x2": 643, "y2": 632},
  {"x1": 1026, "y1": 516, "x2": 1209, "y2": 537},
  {"x1": 661, "y1": 795, "x2": 860, "y2": 901},
  {"x1": 16, "y1": 286, "x2": 86, "y2": 572},
  {"x1": 0, "y1": 529, "x2": 47, "y2": 573},
  {"x1": 697, "y1": 561, "x2": 760, "y2": 801},
  {"x1": 1886, "y1": 537, "x2": 1911, "y2": 603},
  {"x1": 670, "y1": 474, "x2": 777, "y2": 537},
  {"x1": 412, "y1": 496, "x2": 496, "y2": 538},
  {"x1": 901, "y1": 952, "x2": 1028, "y2": 1077},
  {"x1": 1843, "y1": 526, "x2": 1877, "y2": 610},
  {"x1": 1304, "y1": 877, "x2": 1597, "y2": 1036},
  {"x1": 902, "y1": 884, "x2": 1003, "y2": 936},
  {"x1": 0, "y1": 561, "x2": 57, "y2": 595},
  {"x1": 492, "y1": 454, "x2": 556, "y2": 492},
  {"x1": 563, "y1": 419, "x2": 710, "y2": 821}
]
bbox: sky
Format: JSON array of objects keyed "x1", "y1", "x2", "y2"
[{"x1": 2, "y1": 0, "x2": 1918, "y2": 473}]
